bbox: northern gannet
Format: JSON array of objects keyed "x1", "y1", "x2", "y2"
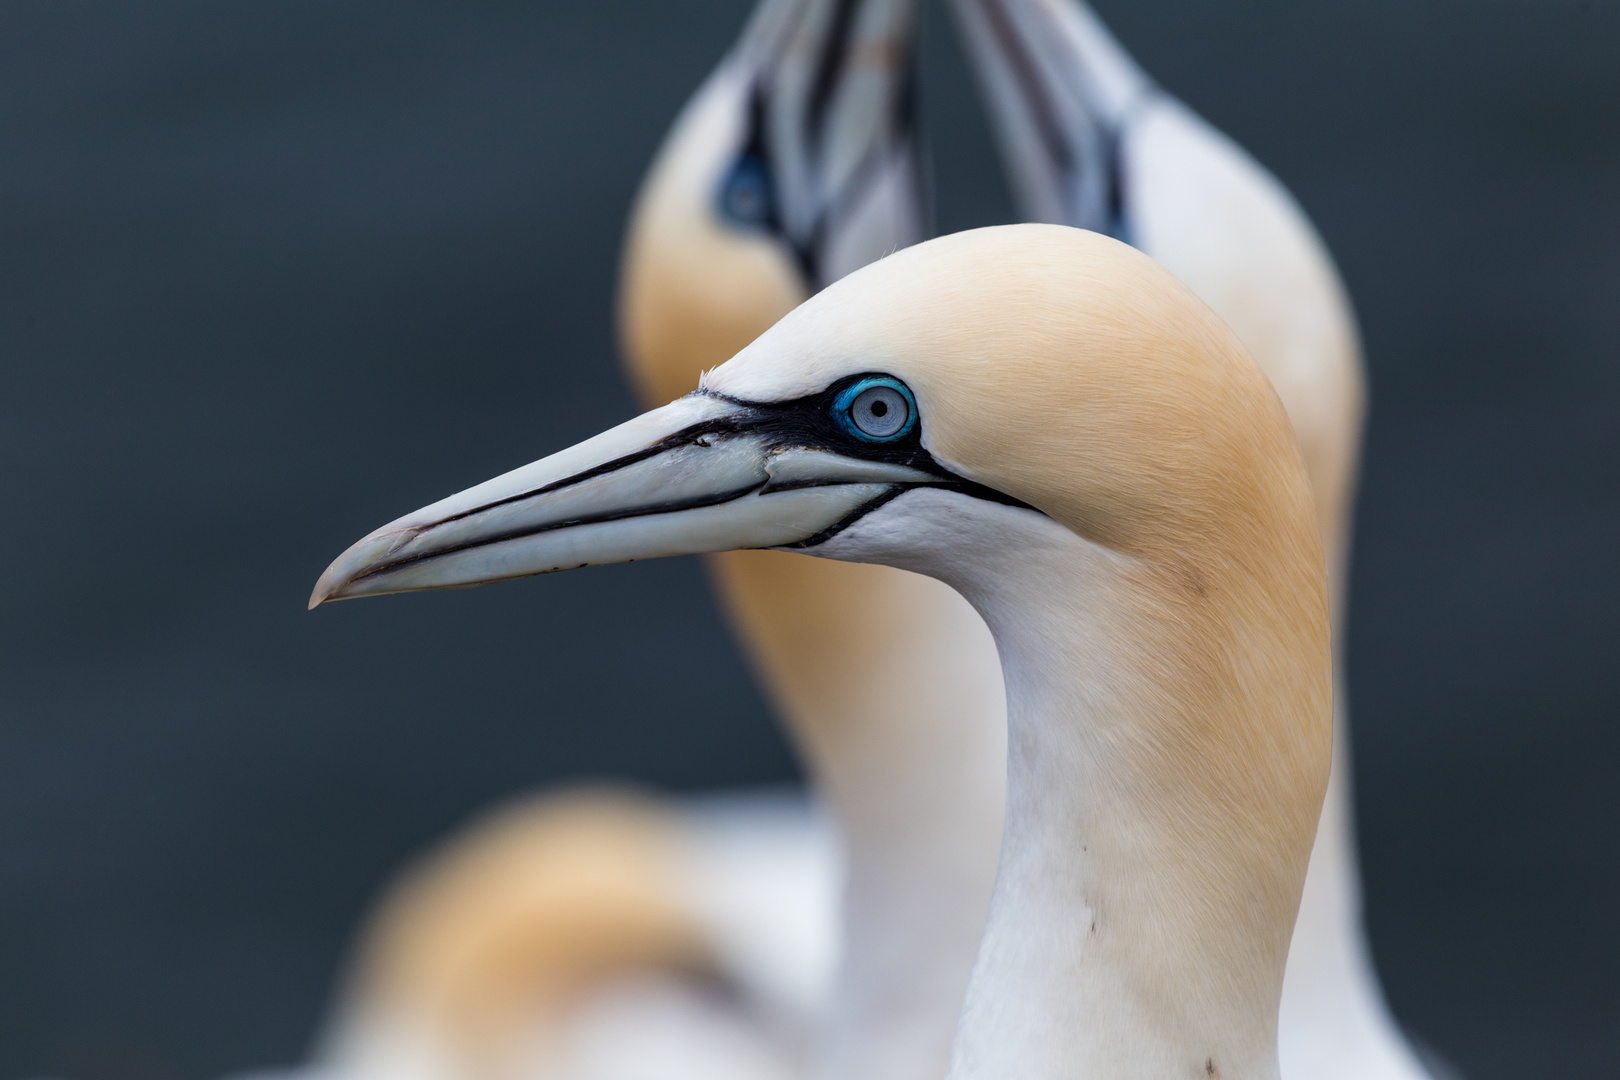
[
  {"x1": 312, "y1": 223, "x2": 1334, "y2": 1080},
  {"x1": 942, "y1": 5, "x2": 1426, "y2": 1077}
]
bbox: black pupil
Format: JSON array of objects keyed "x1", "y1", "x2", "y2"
[{"x1": 869, "y1": 400, "x2": 888, "y2": 418}]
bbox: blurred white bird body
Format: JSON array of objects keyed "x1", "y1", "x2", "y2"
[
  {"x1": 304, "y1": 789, "x2": 836, "y2": 1080},
  {"x1": 314, "y1": 223, "x2": 1335, "y2": 1080}
]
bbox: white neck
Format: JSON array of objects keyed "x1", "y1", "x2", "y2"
[{"x1": 824, "y1": 490, "x2": 1318, "y2": 1080}]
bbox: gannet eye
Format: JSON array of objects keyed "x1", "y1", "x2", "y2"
[
  {"x1": 834, "y1": 377, "x2": 917, "y2": 442},
  {"x1": 718, "y1": 153, "x2": 776, "y2": 230}
]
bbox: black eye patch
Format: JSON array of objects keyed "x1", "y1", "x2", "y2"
[{"x1": 688, "y1": 374, "x2": 1034, "y2": 514}]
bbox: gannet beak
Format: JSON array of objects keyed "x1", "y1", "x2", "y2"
[{"x1": 309, "y1": 392, "x2": 940, "y2": 608}]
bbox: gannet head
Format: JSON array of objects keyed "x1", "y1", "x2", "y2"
[
  {"x1": 618, "y1": 0, "x2": 924, "y2": 407},
  {"x1": 313, "y1": 224, "x2": 1319, "y2": 625}
]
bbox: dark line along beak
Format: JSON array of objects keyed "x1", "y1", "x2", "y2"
[{"x1": 309, "y1": 393, "x2": 941, "y2": 609}]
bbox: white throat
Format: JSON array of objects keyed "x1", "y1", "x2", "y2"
[{"x1": 819, "y1": 487, "x2": 1303, "y2": 1080}]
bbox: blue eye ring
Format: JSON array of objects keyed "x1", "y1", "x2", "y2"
[{"x1": 833, "y1": 376, "x2": 918, "y2": 443}]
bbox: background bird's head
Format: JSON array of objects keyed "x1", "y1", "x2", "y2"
[{"x1": 618, "y1": 0, "x2": 925, "y2": 407}]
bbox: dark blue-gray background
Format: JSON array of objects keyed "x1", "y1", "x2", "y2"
[{"x1": 1, "y1": 2, "x2": 1615, "y2": 1077}]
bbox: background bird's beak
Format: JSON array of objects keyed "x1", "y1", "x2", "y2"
[
  {"x1": 309, "y1": 393, "x2": 936, "y2": 608},
  {"x1": 945, "y1": 0, "x2": 1147, "y2": 234},
  {"x1": 742, "y1": 0, "x2": 925, "y2": 286}
]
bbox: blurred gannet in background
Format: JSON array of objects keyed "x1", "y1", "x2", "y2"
[{"x1": 312, "y1": 223, "x2": 1335, "y2": 1080}]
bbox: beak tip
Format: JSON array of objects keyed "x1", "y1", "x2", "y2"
[
  {"x1": 309, "y1": 525, "x2": 405, "y2": 611},
  {"x1": 308, "y1": 564, "x2": 348, "y2": 610}
]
